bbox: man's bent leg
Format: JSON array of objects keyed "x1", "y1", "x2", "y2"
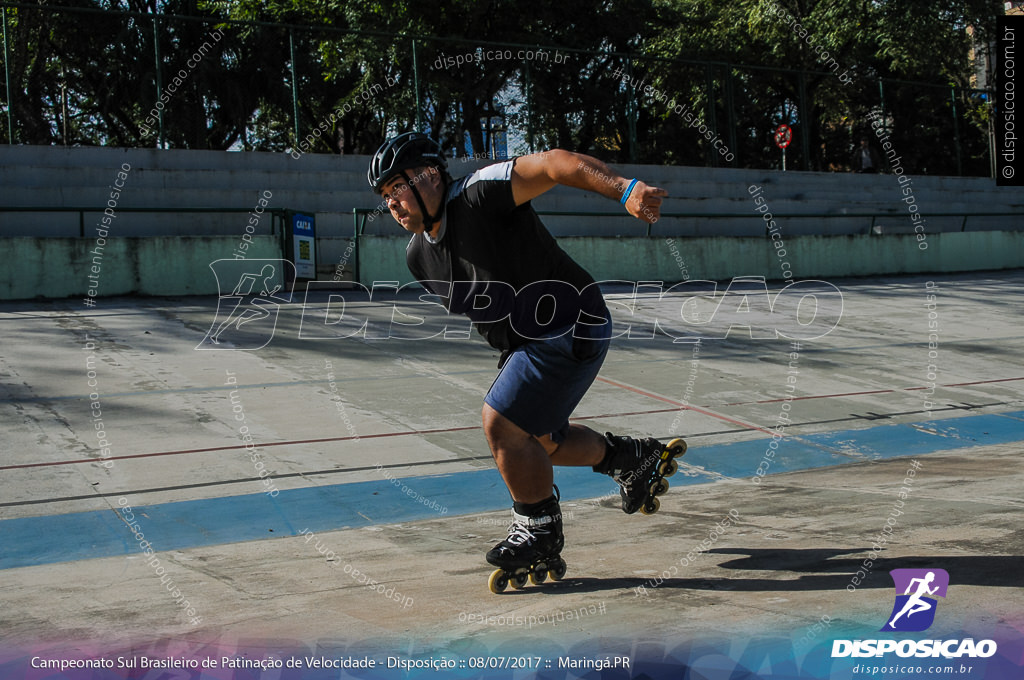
[
  {"x1": 482, "y1": 403, "x2": 554, "y2": 504},
  {"x1": 537, "y1": 425, "x2": 605, "y2": 467}
]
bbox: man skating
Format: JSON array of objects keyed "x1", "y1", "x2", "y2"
[{"x1": 367, "y1": 133, "x2": 686, "y2": 591}]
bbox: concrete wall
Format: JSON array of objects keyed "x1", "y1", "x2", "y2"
[
  {"x1": 0, "y1": 236, "x2": 280, "y2": 300},
  {"x1": 1, "y1": 145, "x2": 1021, "y2": 300},
  {"x1": 4, "y1": 229, "x2": 1020, "y2": 301},
  {"x1": 2, "y1": 145, "x2": 1021, "y2": 243},
  {"x1": 356, "y1": 231, "x2": 1024, "y2": 287}
]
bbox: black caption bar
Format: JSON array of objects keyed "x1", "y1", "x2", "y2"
[{"x1": 997, "y1": 15, "x2": 1024, "y2": 186}]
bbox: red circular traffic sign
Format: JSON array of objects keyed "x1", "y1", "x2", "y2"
[{"x1": 774, "y1": 124, "x2": 793, "y2": 149}]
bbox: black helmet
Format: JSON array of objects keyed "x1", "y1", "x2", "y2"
[{"x1": 367, "y1": 132, "x2": 447, "y2": 192}]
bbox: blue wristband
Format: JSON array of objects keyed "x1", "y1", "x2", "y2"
[{"x1": 620, "y1": 178, "x2": 639, "y2": 205}]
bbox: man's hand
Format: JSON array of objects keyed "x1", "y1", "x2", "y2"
[{"x1": 624, "y1": 181, "x2": 668, "y2": 224}]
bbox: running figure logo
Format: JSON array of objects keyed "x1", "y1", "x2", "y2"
[
  {"x1": 881, "y1": 568, "x2": 949, "y2": 632},
  {"x1": 197, "y1": 259, "x2": 295, "y2": 350}
]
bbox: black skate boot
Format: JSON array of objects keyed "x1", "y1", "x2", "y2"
[
  {"x1": 595, "y1": 433, "x2": 687, "y2": 515},
  {"x1": 485, "y1": 490, "x2": 566, "y2": 593}
]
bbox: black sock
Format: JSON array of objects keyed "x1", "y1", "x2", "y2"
[
  {"x1": 591, "y1": 434, "x2": 614, "y2": 474},
  {"x1": 514, "y1": 494, "x2": 556, "y2": 516}
]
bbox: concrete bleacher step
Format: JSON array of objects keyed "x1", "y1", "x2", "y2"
[{"x1": 2, "y1": 146, "x2": 1019, "y2": 240}]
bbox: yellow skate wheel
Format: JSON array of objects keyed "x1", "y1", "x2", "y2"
[
  {"x1": 659, "y1": 458, "x2": 679, "y2": 477},
  {"x1": 640, "y1": 496, "x2": 661, "y2": 515},
  {"x1": 548, "y1": 560, "x2": 567, "y2": 581},
  {"x1": 488, "y1": 569, "x2": 509, "y2": 594},
  {"x1": 529, "y1": 565, "x2": 548, "y2": 585},
  {"x1": 667, "y1": 438, "x2": 687, "y2": 456},
  {"x1": 510, "y1": 570, "x2": 529, "y2": 590},
  {"x1": 650, "y1": 478, "x2": 669, "y2": 496}
]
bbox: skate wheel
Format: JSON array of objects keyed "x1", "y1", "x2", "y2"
[
  {"x1": 659, "y1": 458, "x2": 679, "y2": 477},
  {"x1": 650, "y1": 478, "x2": 670, "y2": 497},
  {"x1": 488, "y1": 569, "x2": 509, "y2": 594},
  {"x1": 667, "y1": 438, "x2": 687, "y2": 456},
  {"x1": 640, "y1": 496, "x2": 661, "y2": 515},
  {"x1": 529, "y1": 564, "x2": 548, "y2": 585},
  {"x1": 510, "y1": 570, "x2": 529, "y2": 590},
  {"x1": 548, "y1": 559, "x2": 567, "y2": 581}
]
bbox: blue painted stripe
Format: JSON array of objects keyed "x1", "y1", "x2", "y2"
[
  {"x1": 681, "y1": 438, "x2": 854, "y2": 477},
  {"x1": 801, "y1": 414, "x2": 1024, "y2": 458},
  {"x1": 1, "y1": 410, "x2": 1020, "y2": 571}
]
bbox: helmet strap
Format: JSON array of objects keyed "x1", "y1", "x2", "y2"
[{"x1": 400, "y1": 169, "x2": 447, "y2": 235}]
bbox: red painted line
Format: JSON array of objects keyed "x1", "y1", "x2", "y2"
[
  {"x1": 8, "y1": 376, "x2": 1019, "y2": 473},
  {"x1": 0, "y1": 425, "x2": 480, "y2": 472},
  {"x1": 941, "y1": 377, "x2": 1024, "y2": 388},
  {"x1": 577, "y1": 408, "x2": 679, "y2": 420},
  {"x1": 724, "y1": 376, "x2": 1024, "y2": 406},
  {"x1": 730, "y1": 388, "x2": 896, "y2": 405},
  {"x1": 596, "y1": 376, "x2": 778, "y2": 436},
  {"x1": 0, "y1": 408, "x2": 686, "y2": 473}
]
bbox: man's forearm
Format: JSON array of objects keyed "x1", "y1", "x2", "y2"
[
  {"x1": 544, "y1": 150, "x2": 633, "y2": 201},
  {"x1": 512, "y1": 148, "x2": 664, "y2": 223}
]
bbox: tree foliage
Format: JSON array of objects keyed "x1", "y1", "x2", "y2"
[{"x1": 0, "y1": 0, "x2": 1003, "y2": 174}]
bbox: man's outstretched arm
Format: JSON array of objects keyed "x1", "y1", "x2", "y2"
[{"x1": 510, "y1": 149, "x2": 668, "y2": 224}]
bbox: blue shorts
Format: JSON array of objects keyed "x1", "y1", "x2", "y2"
[{"x1": 484, "y1": 312, "x2": 611, "y2": 443}]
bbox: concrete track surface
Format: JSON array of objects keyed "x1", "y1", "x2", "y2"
[{"x1": 1, "y1": 270, "x2": 1022, "y2": 679}]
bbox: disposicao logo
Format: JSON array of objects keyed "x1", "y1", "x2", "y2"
[
  {"x1": 881, "y1": 568, "x2": 948, "y2": 632},
  {"x1": 832, "y1": 568, "x2": 998, "y2": 659}
]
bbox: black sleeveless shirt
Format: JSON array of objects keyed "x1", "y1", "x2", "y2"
[{"x1": 406, "y1": 160, "x2": 607, "y2": 351}]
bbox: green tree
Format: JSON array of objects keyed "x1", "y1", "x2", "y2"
[
  {"x1": 0, "y1": 0, "x2": 1001, "y2": 174},
  {"x1": 639, "y1": 0, "x2": 1000, "y2": 172}
]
